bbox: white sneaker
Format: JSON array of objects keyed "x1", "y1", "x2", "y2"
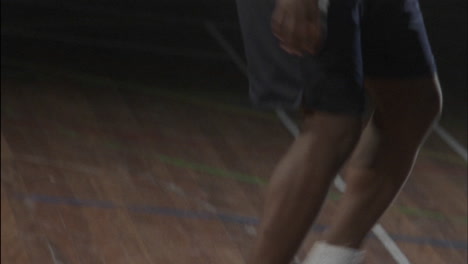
[{"x1": 302, "y1": 241, "x2": 364, "y2": 264}]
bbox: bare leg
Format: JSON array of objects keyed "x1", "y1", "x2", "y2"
[
  {"x1": 247, "y1": 111, "x2": 362, "y2": 264},
  {"x1": 320, "y1": 76, "x2": 443, "y2": 249}
]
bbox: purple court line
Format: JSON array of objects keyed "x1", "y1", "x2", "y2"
[{"x1": 12, "y1": 192, "x2": 467, "y2": 251}]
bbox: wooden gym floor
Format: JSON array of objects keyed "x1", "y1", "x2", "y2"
[{"x1": 1, "y1": 1, "x2": 466, "y2": 263}]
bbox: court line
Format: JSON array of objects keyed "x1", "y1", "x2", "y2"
[
  {"x1": 275, "y1": 108, "x2": 301, "y2": 137},
  {"x1": 205, "y1": 20, "x2": 412, "y2": 264},
  {"x1": 46, "y1": 240, "x2": 61, "y2": 264},
  {"x1": 4, "y1": 130, "x2": 466, "y2": 249},
  {"x1": 5, "y1": 124, "x2": 465, "y2": 224},
  {"x1": 11, "y1": 192, "x2": 468, "y2": 250},
  {"x1": 205, "y1": 22, "x2": 248, "y2": 76},
  {"x1": 1, "y1": 26, "x2": 230, "y2": 61},
  {"x1": 3, "y1": 60, "x2": 466, "y2": 224},
  {"x1": 434, "y1": 125, "x2": 468, "y2": 162},
  {"x1": 156, "y1": 154, "x2": 266, "y2": 185}
]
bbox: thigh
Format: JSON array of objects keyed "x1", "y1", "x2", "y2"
[
  {"x1": 364, "y1": 77, "x2": 442, "y2": 135},
  {"x1": 346, "y1": 77, "x2": 442, "y2": 174}
]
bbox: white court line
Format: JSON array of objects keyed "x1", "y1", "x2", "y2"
[
  {"x1": 205, "y1": 20, "x2": 412, "y2": 264},
  {"x1": 204, "y1": 22, "x2": 248, "y2": 76},
  {"x1": 1, "y1": 27, "x2": 229, "y2": 61},
  {"x1": 275, "y1": 108, "x2": 301, "y2": 137},
  {"x1": 46, "y1": 240, "x2": 61, "y2": 264},
  {"x1": 434, "y1": 124, "x2": 468, "y2": 161}
]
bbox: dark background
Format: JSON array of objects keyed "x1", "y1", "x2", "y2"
[{"x1": 1, "y1": 0, "x2": 466, "y2": 144}]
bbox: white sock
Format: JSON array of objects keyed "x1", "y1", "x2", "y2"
[{"x1": 302, "y1": 241, "x2": 365, "y2": 264}]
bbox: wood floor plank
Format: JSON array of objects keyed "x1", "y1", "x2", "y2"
[
  {"x1": 3, "y1": 180, "x2": 55, "y2": 263},
  {"x1": 1, "y1": 186, "x2": 31, "y2": 264},
  {"x1": 2, "y1": 75, "x2": 466, "y2": 264}
]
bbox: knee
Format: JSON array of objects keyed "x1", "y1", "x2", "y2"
[
  {"x1": 299, "y1": 112, "x2": 362, "y2": 163},
  {"x1": 301, "y1": 112, "x2": 362, "y2": 142},
  {"x1": 374, "y1": 78, "x2": 443, "y2": 135}
]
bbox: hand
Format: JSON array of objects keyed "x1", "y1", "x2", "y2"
[{"x1": 272, "y1": 0, "x2": 326, "y2": 56}]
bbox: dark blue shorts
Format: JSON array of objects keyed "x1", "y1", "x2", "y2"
[{"x1": 236, "y1": 0, "x2": 437, "y2": 114}]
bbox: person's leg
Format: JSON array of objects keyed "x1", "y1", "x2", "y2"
[
  {"x1": 247, "y1": 111, "x2": 362, "y2": 264},
  {"x1": 312, "y1": 76, "x2": 442, "y2": 251}
]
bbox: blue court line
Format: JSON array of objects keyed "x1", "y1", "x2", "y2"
[{"x1": 13, "y1": 193, "x2": 467, "y2": 250}]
